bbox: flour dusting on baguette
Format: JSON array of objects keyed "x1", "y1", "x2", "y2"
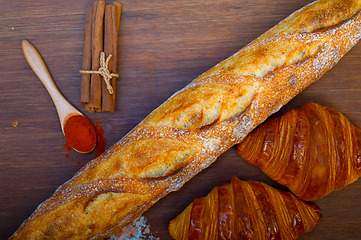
[{"x1": 10, "y1": 0, "x2": 361, "y2": 239}]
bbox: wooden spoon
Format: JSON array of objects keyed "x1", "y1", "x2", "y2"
[{"x1": 21, "y1": 39, "x2": 96, "y2": 154}]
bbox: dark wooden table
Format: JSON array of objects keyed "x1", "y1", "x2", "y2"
[{"x1": 1, "y1": 0, "x2": 361, "y2": 239}]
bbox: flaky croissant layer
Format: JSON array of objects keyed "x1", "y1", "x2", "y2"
[
  {"x1": 237, "y1": 102, "x2": 361, "y2": 201},
  {"x1": 169, "y1": 177, "x2": 321, "y2": 240}
]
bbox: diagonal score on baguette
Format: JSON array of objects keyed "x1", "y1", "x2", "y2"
[
  {"x1": 198, "y1": 0, "x2": 361, "y2": 80},
  {"x1": 10, "y1": 0, "x2": 361, "y2": 239}
]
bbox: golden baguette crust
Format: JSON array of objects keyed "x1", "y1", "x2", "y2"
[{"x1": 10, "y1": 0, "x2": 361, "y2": 239}]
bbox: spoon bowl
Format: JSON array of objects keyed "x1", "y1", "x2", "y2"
[{"x1": 21, "y1": 39, "x2": 96, "y2": 154}]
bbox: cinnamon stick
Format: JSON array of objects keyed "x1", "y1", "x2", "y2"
[
  {"x1": 80, "y1": 5, "x2": 93, "y2": 105},
  {"x1": 110, "y1": 2, "x2": 122, "y2": 112},
  {"x1": 88, "y1": 0, "x2": 105, "y2": 112},
  {"x1": 91, "y1": 0, "x2": 99, "y2": 56},
  {"x1": 80, "y1": 1, "x2": 121, "y2": 112},
  {"x1": 101, "y1": 4, "x2": 114, "y2": 112}
]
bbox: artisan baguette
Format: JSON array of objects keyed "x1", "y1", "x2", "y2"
[{"x1": 10, "y1": 0, "x2": 361, "y2": 239}]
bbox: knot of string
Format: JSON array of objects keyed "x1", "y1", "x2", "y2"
[{"x1": 79, "y1": 52, "x2": 118, "y2": 94}]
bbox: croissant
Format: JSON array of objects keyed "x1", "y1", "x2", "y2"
[
  {"x1": 169, "y1": 176, "x2": 321, "y2": 240},
  {"x1": 237, "y1": 102, "x2": 361, "y2": 201}
]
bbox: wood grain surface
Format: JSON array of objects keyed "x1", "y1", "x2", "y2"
[{"x1": 1, "y1": 0, "x2": 361, "y2": 239}]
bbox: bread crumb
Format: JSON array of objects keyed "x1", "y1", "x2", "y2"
[{"x1": 12, "y1": 120, "x2": 19, "y2": 128}]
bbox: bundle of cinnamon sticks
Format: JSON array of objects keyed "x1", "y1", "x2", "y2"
[{"x1": 80, "y1": 0, "x2": 122, "y2": 112}]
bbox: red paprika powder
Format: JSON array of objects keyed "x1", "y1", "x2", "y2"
[
  {"x1": 63, "y1": 115, "x2": 97, "y2": 153},
  {"x1": 93, "y1": 121, "x2": 106, "y2": 157}
]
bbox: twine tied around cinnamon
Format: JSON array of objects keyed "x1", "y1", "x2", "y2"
[{"x1": 79, "y1": 52, "x2": 118, "y2": 94}]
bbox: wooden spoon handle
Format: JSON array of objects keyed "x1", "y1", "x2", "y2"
[
  {"x1": 22, "y1": 40, "x2": 62, "y2": 101},
  {"x1": 21, "y1": 39, "x2": 80, "y2": 130}
]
